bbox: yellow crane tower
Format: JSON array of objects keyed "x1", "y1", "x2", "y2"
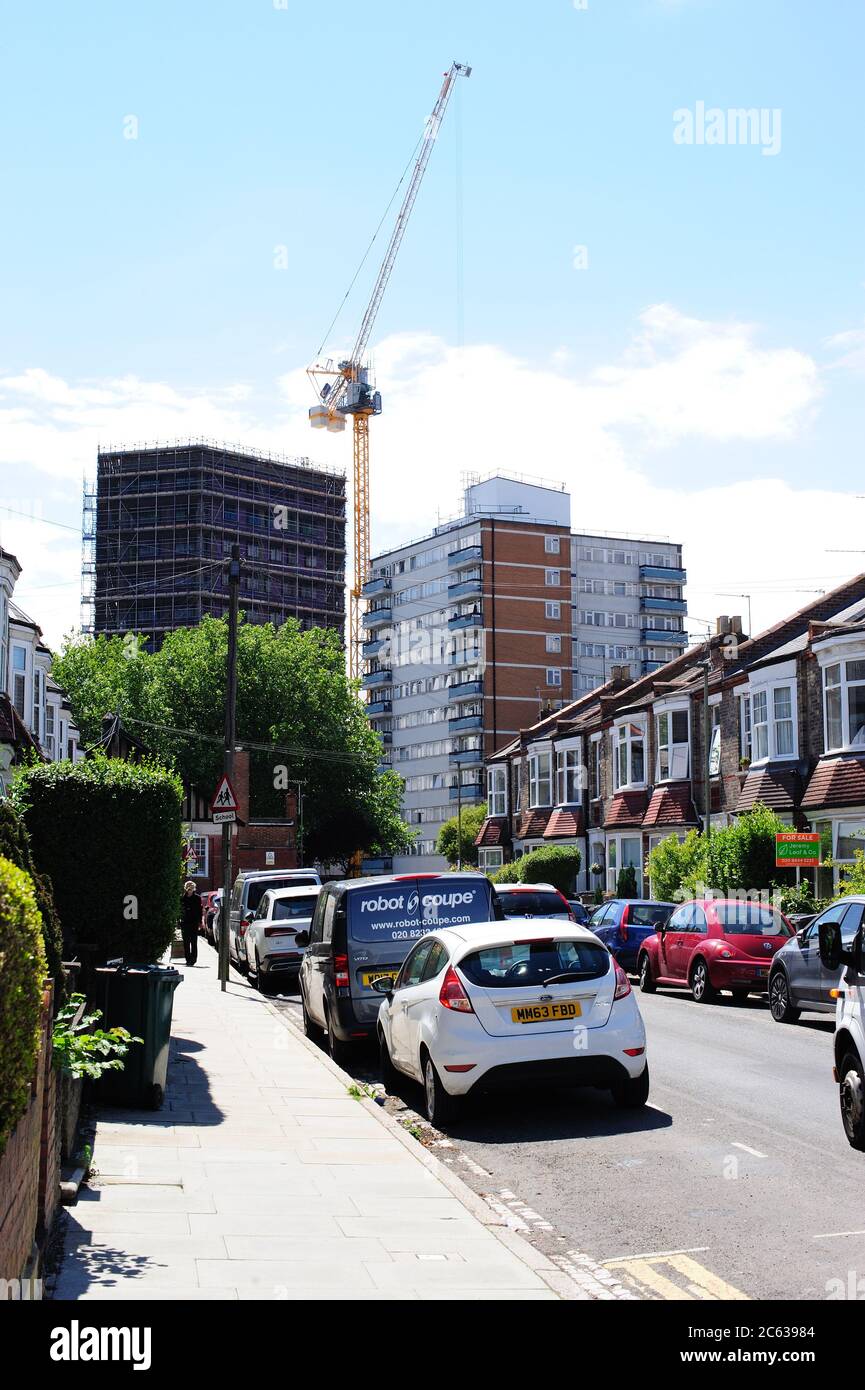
[{"x1": 308, "y1": 61, "x2": 471, "y2": 681}]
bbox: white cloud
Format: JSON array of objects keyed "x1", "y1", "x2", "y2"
[{"x1": 0, "y1": 304, "x2": 857, "y2": 648}]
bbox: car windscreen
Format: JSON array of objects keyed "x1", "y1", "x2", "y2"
[
  {"x1": 348, "y1": 878, "x2": 493, "y2": 946},
  {"x1": 459, "y1": 939, "x2": 611, "y2": 988},
  {"x1": 272, "y1": 896, "x2": 318, "y2": 921},
  {"x1": 247, "y1": 877, "x2": 318, "y2": 913},
  {"x1": 498, "y1": 891, "x2": 567, "y2": 917},
  {"x1": 628, "y1": 904, "x2": 672, "y2": 927},
  {"x1": 713, "y1": 904, "x2": 792, "y2": 936}
]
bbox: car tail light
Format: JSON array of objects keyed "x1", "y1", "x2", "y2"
[
  {"x1": 620, "y1": 904, "x2": 630, "y2": 943},
  {"x1": 624, "y1": 1047, "x2": 645, "y2": 1057},
  {"x1": 613, "y1": 962, "x2": 631, "y2": 999},
  {"x1": 334, "y1": 954, "x2": 350, "y2": 988},
  {"x1": 439, "y1": 966, "x2": 474, "y2": 1013},
  {"x1": 264, "y1": 926, "x2": 295, "y2": 939},
  {"x1": 240, "y1": 917, "x2": 251, "y2": 937},
  {"x1": 444, "y1": 1063, "x2": 476, "y2": 1073}
]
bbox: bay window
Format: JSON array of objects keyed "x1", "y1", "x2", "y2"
[
  {"x1": 528, "y1": 750, "x2": 553, "y2": 807},
  {"x1": 512, "y1": 761, "x2": 523, "y2": 814},
  {"x1": 589, "y1": 736, "x2": 602, "y2": 800},
  {"x1": 487, "y1": 766, "x2": 507, "y2": 817},
  {"x1": 752, "y1": 690, "x2": 769, "y2": 761},
  {"x1": 614, "y1": 719, "x2": 646, "y2": 789},
  {"x1": 556, "y1": 745, "x2": 583, "y2": 804},
  {"x1": 750, "y1": 682, "x2": 796, "y2": 761},
  {"x1": 656, "y1": 708, "x2": 689, "y2": 780},
  {"x1": 478, "y1": 847, "x2": 504, "y2": 873},
  {"x1": 824, "y1": 660, "x2": 865, "y2": 752}
]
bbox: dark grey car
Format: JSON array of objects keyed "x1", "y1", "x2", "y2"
[{"x1": 769, "y1": 897, "x2": 865, "y2": 1022}]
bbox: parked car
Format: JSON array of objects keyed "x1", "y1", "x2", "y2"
[
  {"x1": 495, "y1": 882, "x2": 578, "y2": 922},
  {"x1": 244, "y1": 885, "x2": 321, "y2": 992},
  {"x1": 818, "y1": 898, "x2": 865, "y2": 1149},
  {"x1": 295, "y1": 872, "x2": 501, "y2": 1064},
  {"x1": 769, "y1": 898, "x2": 865, "y2": 1023},
  {"x1": 588, "y1": 899, "x2": 675, "y2": 974},
  {"x1": 567, "y1": 900, "x2": 590, "y2": 925},
  {"x1": 224, "y1": 868, "x2": 322, "y2": 970},
  {"x1": 202, "y1": 890, "x2": 222, "y2": 945},
  {"x1": 638, "y1": 898, "x2": 794, "y2": 1003},
  {"x1": 375, "y1": 919, "x2": 649, "y2": 1128}
]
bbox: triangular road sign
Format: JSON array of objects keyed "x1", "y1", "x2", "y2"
[{"x1": 210, "y1": 774, "x2": 239, "y2": 816}]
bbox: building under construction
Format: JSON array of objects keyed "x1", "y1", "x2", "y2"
[{"x1": 82, "y1": 440, "x2": 346, "y2": 647}]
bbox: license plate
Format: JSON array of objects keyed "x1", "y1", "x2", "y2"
[
  {"x1": 362, "y1": 970, "x2": 396, "y2": 989},
  {"x1": 511, "y1": 1001, "x2": 582, "y2": 1024},
  {"x1": 753, "y1": 967, "x2": 768, "y2": 977}
]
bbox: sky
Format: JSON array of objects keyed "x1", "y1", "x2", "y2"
[{"x1": 0, "y1": 0, "x2": 863, "y2": 647}]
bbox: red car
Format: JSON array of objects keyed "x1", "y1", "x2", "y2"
[{"x1": 637, "y1": 898, "x2": 794, "y2": 1003}]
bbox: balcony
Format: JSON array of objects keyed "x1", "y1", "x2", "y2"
[
  {"x1": 449, "y1": 782, "x2": 484, "y2": 802},
  {"x1": 363, "y1": 606, "x2": 392, "y2": 630},
  {"x1": 361, "y1": 574, "x2": 392, "y2": 598},
  {"x1": 639, "y1": 595, "x2": 687, "y2": 615},
  {"x1": 380, "y1": 730, "x2": 393, "y2": 746},
  {"x1": 640, "y1": 628, "x2": 688, "y2": 646},
  {"x1": 448, "y1": 647, "x2": 482, "y2": 669},
  {"x1": 639, "y1": 564, "x2": 687, "y2": 585},
  {"x1": 448, "y1": 545, "x2": 483, "y2": 570},
  {"x1": 449, "y1": 714, "x2": 483, "y2": 734},
  {"x1": 362, "y1": 667, "x2": 393, "y2": 688},
  {"x1": 365, "y1": 699, "x2": 392, "y2": 717},
  {"x1": 362, "y1": 638, "x2": 387, "y2": 659},
  {"x1": 451, "y1": 748, "x2": 484, "y2": 767},
  {"x1": 447, "y1": 575, "x2": 482, "y2": 601},
  {"x1": 448, "y1": 610, "x2": 483, "y2": 632},
  {"x1": 448, "y1": 678, "x2": 484, "y2": 701}
]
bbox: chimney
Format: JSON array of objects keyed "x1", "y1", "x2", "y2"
[
  {"x1": 730, "y1": 614, "x2": 743, "y2": 636},
  {"x1": 715, "y1": 615, "x2": 731, "y2": 636},
  {"x1": 609, "y1": 664, "x2": 631, "y2": 684}
]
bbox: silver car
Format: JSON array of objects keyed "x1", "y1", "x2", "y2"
[{"x1": 769, "y1": 896, "x2": 865, "y2": 1022}]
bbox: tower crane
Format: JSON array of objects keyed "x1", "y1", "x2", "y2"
[{"x1": 308, "y1": 61, "x2": 471, "y2": 681}]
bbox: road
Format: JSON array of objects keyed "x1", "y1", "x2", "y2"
[{"x1": 233, "y1": 948, "x2": 863, "y2": 1301}]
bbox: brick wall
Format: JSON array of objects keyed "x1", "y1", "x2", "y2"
[{"x1": 0, "y1": 983, "x2": 55, "y2": 1280}]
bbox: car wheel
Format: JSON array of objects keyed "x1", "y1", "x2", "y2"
[
  {"x1": 301, "y1": 989, "x2": 324, "y2": 1043},
  {"x1": 611, "y1": 1063, "x2": 650, "y2": 1109},
  {"x1": 254, "y1": 951, "x2": 270, "y2": 994},
  {"x1": 422, "y1": 1052, "x2": 460, "y2": 1130},
  {"x1": 379, "y1": 1030, "x2": 399, "y2": 1091},
  {"x1": 638, "y1": 952, "x2": 656, "y2": 993},
  {"x1": 839, "y1": 1051, "x2": 865, "y2": 1152},
  {"x1": 689, "y1": 958, "x2": 717, "y2": 1003},
  {"x1": 768, "y1": 970, "x2": 800, "y2": 1023},
  {"x1": 326, "y1": 1005, "x2": 351, "y2": 1068}
]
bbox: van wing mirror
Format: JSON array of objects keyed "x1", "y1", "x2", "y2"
[{"x1": 294, "y1": 930, "x2": 310, "y2": 948}]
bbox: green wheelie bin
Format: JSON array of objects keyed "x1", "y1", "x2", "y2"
[{"x1": 91, "y1": 963, "x2": 182, "y2": 1110}]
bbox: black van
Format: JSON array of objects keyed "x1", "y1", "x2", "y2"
[{"x1": 296, "y1": 873, "x2": 501, "y2": 1063}]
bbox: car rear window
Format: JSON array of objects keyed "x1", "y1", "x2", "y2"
[
  {"x1": 628, "y1": 904, "x2": 672, "y2": 927},
  {"x1": 348, "y1": 878, "x2": 494, "y2": 945},
  {"x1": 713, "y1": 904, "x2": 791, "y2": 936},
  {"x1": 499, "y1": 891, "x2": 567, "y2": 918},
  {"x1": 247, "y1": 877, "x2": 318, "y2": 912},
  {"x1": 459, "y1": 939, "x2": 611, "y2": 988},
  {"x1": 272, "y1": 896, "x2": 318, "y2": 921}
]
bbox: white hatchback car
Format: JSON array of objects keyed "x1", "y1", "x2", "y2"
[
  {"x1": 375, "y1": 919, "x2": 648, "y2": 1128},
  {"x1": 245, "y1": 885, "x2": 321, "y2": 993},
  {"x1": 494, "y1": 882, "x2": 576, "y2": 922}
]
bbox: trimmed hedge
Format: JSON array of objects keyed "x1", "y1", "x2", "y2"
[
  {"x1": 0, "y1": 857, "x2": 47, "y2": 1157},
  {"x1": 492, "y1": 844, "x2": 582, "y2": 895},
  {"x1": 0, "y1": 800, "x2": 63, "y2": 982},
  {"x1": 11, "y1": 757, "x2": 184, "y2": 968}
]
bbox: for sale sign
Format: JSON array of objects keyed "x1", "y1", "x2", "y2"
[{"x1": 775, "y1": 833, "x2": 821, "y2": 868}]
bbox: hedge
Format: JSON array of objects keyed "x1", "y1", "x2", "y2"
[
  {"x1": 11, "y1": 757, "x2": 184, "y2": 969},
  {"x1": 0, "y1": 800, "x2": 63, "y2": 983},
  {"x1": 492, "y1": 844, "x2": 582, "y2": 895},
  {"x1": 0, "y1": 857, "x2": 47, "y2": 1157}
]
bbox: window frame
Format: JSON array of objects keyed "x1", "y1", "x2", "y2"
[
  {"x1": 823, "y1": 658, "x2": 865, "y2": 754},
  {"x1": 487, "y1": 765, "x2": 507, "y2": 818},
  {"x1": 528, "y1": 749, "x2": 553, "y2": 808},
  {"x1": 655, "y1": 706, "x2": 690, "y2": 782},
  {"x1": 613, "y1": 717, "x2": 647, "y2": 791}
]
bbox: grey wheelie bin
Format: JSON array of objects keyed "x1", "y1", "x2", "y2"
[{"x1": 91, "y1": 963, "x2": 182, "y2": 1110}]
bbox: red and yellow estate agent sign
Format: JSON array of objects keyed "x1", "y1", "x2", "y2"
[{"x1": 775, "y1": 833, "x2": 821, "y2": 868}]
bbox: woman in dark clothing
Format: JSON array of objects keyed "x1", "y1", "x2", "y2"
[{"x1": 181, "y1": 880, "x2": 203, "y2": 966}]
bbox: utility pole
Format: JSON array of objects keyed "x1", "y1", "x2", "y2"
[
  {"x1": 453, "y1": 765, "x2": 464, "y2": 871},
  {"x1": 702, "y1": 646, "x2": 712, "y2": 843},
  {"x1": 219, "y1": 544, "x2": 241, "y2": 992}
]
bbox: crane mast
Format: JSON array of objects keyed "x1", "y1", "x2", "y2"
[{"x1": 308, "y1": 62, "x2": 471, "y2": 681}]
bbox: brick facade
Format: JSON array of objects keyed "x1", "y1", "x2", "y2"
[{"x1": 0, "y1": 983, "x2": 57, "y2": 1281}]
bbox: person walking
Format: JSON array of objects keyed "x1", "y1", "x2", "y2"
[{"x1": 180, "y1": 880, "x2": 203, "y2": 966}]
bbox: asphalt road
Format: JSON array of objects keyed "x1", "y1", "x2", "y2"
[{"x1": 242, "y1": 948, "x2": 865, "y2": 1301}]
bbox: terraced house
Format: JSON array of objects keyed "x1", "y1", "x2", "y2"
[{"x1": 476, "y1": 574, "x2": 865, "y2": 898}]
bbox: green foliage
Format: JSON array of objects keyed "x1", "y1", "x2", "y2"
[
  {"x1": 837, "y1": 851, "x2": 865, "y2": 898},
  {"x1": 52, "y1": 616, "x2": 412, "y2": 863},
  {"x1": 518, "y1": 844, "x2": 582, "y2": 895},
  {"x1": 0, "y1": 800, "x2": 63, "y2": 983},
  {"x1": 646, "y1": 806, "x2": 793, "y2": 901},
  {"x1": 773, "y1": 879, "x2": 818, "y2": 915},
  {"x1": 646, "y1": 829, "x2": 707, "y2": 902},
  {"x1": 52, "y1": 993, "x2": 142, "y2": 1080},
  {"x1": 616, "y1": 865, "x2": 638, "y2": 899},
  {"x1": 435, "y1": 804, "x2": 487, "y2": 867},
  {"x1": 11, "y1": 756, "x2": 184, "y2": 968},
  {"x1": 0, "y1": 857, "x2": 47, "y2": 1156},
  {"x1": 490, "y1": 859, "x2": 521, "y2": 884}
]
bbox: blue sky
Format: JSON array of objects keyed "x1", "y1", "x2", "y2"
[{"x1": 0, "y1": 0, "x2": 863, "y2": 642}]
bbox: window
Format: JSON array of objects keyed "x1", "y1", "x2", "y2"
[
  {"x1": 544, "y1": 535, "x2": 560, "y2": 554},
  {"x1": 836, "y1": 822, "x2": 865, "y2": 861},
  {"x1": 824, "y1": 660, "x2": 865, "y2": 752},
  {"x1": 709, "y1": 704, "x2": 721, "y2": 777},
  {"x1": 512, "y1": 761, "x2": 523, "y2": 814},
  {"x1": 590, "y1": 737, "x2": 602, "y2": 799},
  {"x1": 396, "y1": 940, "x2": 435, "y2": 990},
  {"x1": 614, "y1": 720, "x2": 646, "y2": 789},
  {"x1": 545, "y1": 601, "x2": 561, "y2": 619},
  {"x1": 528, "y1": 750, "x2": 553, "y2": 807},
  {"x1": 546, "y1": 668, "x2": 562, "y2": 687},
  {"x1": 487, "y1": 766, "x2": 507, "y2": 817},
  {"x1": 773, "y1": 686, "x2": 794, "y2": 756},
  {"x1": 656, "y1": 709, "x2": 689, "y2": 780},
  {"x1": 545, "y1": 634, "x2": 562, "y2": 653},
  {"x1": 556, "y1": 746, "x2": 583, "y2": 804},
  {"x1": 606, "y1": 834, "x2": 642, "y2": 894},
  {"x1": 545, "y1": 569, "x2": 561, "y2": 587},
  {"x1": 752, "y1": 690, "x2": 769, "y2": 761},
  {"x1": 478, "y1": 847, "x2": 504, "y2": 873},
  {"x1": 185, "y1": 836, "x2": 209, "y2": 878},
  {"x1": 740, "y1": 695, "x2": 752, "y2": 762},
  {"x1": 750, "y1": 683, "x2": 796, "y2": 761}
]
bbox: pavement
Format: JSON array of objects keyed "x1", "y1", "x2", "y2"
[{"x1": 52, "y1": 948, "x2": 625, "y2": 1302}]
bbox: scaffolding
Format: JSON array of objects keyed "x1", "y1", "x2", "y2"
[{"x1": 83, "y1": 440, "x2": 346, "y2": 647}]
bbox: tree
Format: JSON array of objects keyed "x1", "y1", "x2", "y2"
[
  {"x1": 52, "y1": 617, "x2": 414, "y2": 865},
  {"x1": 435, "y1": 805, "x2": 487, "y2": 867},
  {"x1": 616, "y1": 865, "x2": 638, "y2": 899},
  {"x1": 646, "y1": 830, "x2": 707, "y2": 902}
]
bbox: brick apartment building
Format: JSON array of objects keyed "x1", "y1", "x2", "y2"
[{"x1": 476, "y1": 574, "x2": 865, "y2": 900}]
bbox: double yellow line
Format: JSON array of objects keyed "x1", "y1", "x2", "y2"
[{"x1": 604, "y1": 1252, "x2": 750, "y2": 1301}]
